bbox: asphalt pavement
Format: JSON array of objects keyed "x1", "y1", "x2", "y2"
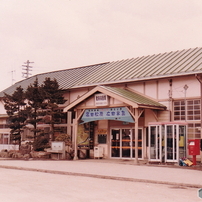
[{"x1": 0, "y1": 158, "x2": 202, "y2": 189}]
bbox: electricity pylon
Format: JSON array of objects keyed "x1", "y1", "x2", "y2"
[{"x1": 22, "y1": 60, "x2": 34, "y2": 78}]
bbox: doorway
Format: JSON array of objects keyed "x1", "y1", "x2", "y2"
[
  {"x1": 111, "y1": 128, "x2": 143, "y2": 159},
  {"x1": 148, "y1": 123, "x2": 187, "y2": 163}
]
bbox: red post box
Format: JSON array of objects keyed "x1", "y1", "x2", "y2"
[
  {"x1": 188, "y1": 139, "x2": 200, "y2": 165},
  {"x1": 188, "y1": 139, "x2": 200, "y2": 155}
]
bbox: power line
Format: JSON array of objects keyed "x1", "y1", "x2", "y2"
[{"x1": 22, "y1": 60, "x2": 34, "y2": 78}]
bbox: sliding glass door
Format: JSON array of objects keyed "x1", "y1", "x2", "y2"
[{"x1": 111, "y1": 128, "x2": 142, "y2": 159}]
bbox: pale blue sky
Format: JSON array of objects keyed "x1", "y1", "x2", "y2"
[{"x1": 1, "y1": 0, "x2": 202, "y2": 91}]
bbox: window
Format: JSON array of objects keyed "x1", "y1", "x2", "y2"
[
  {"x1": 0, "y1": 124, "x2": 9, "y2": 129},
  {"x1": 0, "y1": 134, "x2": 10, "y2": 144},
  {"x1": 187, "y1": 100, "x2": 200, "y2": 120},
  {"x1": 174, "y1": 101, "x2": 185, "y2": 120},
  {"x1": 174, "y1": 99, "x2": 200, "y2": 121},
  {"x1": 187, "y1": 123, "x2": 201, "y2": 139}
]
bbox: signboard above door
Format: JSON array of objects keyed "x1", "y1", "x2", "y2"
[
  {"x1": 80, "y1": 107, "x2": 135, "y2": 124},
  {"x1": 95, "y1": 93, "x2": 109, "y2": 106}
]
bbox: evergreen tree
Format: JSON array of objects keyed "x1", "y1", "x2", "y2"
[
  {"x1": 42, "y1": 78, "x2": 66, "y2": 140},
  {"x1": 25, "y1": 78, "x2": 45, "y2": 141},
  {"x1": 3, "y1": 77, "x2": 66, "y2": 150},
  {"x1": 3, "y1": 86, "x2": 27, "y2": 147}
]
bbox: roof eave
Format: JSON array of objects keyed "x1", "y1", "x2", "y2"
[
  {"x1": 72, "y1": 71, "x2": 201, "y2": 89},
  {"x1": 138, "y1": 104, "x2": 166, "y2": 110}
]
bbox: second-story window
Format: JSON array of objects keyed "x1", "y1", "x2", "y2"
[{"x1": 174, "y1": 99, "x2": 200, "y2": 121}]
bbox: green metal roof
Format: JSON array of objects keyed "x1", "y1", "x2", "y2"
[
  {"x1": 74, "y1": 47, "x2": 202, "y2": 87},
  {"x1": 1, "y1": 47, "x2": 202, "y2": 97},
  {"x1": 64, "y1": 85, "x2": 166, "y2": 111},
  {"x1": 0, "y1": 62, "x2": 108, "y2": 97},
  {"x1": 100, "y1": 86, "x2": 165, "y2": 108}
]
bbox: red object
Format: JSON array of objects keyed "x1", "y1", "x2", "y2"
[
  {"x1": 188, "y1": 139, "x2": 200, "y2": 165},
  {"x1": 192, "y1": 155, "x2": 197, "y2": 166},
  {"x1": 188, "y1": 139, "x2": 200, "y2": 156}
]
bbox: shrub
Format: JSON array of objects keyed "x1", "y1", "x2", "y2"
[
  {"x1": 55, "y1": 134, "x2": 72, "y2": 146},
  {"x1": 33, "y1": 134, "x2": 49, "y2": 151}
]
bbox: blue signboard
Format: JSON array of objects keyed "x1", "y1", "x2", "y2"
[{"x1": 80, "y1": 107, "x2": 135, "y2": 124}]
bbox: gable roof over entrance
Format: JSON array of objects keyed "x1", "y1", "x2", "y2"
[{"x1": 63, "y1": 86, "x2": 166, "y2": 112}]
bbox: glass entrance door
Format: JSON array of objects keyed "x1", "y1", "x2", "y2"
[
  {"x1": 132, "y1": 129, "x2": 143, "y2": 159},
  {"x1": 111, "y1": 128, "x2": 142, "y2": 159},
  {"x1": 165, "y1": 125, "x2": 178, "y2": 162},
  {"x1": 179, "y1": 125, "x2": 186, "y2": 159},
  {"x1": 111, "y1": 129, "x2": 120, "y2": 157},
  {"x1": 149, "y1": 123, "x2": 187, "y2": 163},
  {"x1": 149, "y1": 125, "x2": 163, "y2": 161},
  {"x1": 122, "y1": 129, "x2": 131, "y2": 158}
]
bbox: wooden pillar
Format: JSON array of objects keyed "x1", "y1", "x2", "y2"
[
  {"x1": 73, "y1": 109, "x2": 78, "y2": 160},
  {"x1": 73, "y1": 119, "x2": 78, "y2": 160},
  {"x1": 67, "y1": 111, "x2": 72, "y2": 136},
  {"x1": 134, "y1": 108, "x2": 139, "y2": 164},
  {"x1": 73, "y1": 109, "x2": 85, "y2": 160}
]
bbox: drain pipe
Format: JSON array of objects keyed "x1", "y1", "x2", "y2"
[{"x1": 169, "y1": 79, "x2": 173, "y2": 121}]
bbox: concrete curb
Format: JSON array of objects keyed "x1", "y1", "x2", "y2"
[{"x1": 0, "y1": 165, "x2": 201, "y2": 189}]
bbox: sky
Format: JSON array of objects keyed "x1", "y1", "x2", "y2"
[{"x1": 1, "y1": 0, "x2": 202, "y2": 91}]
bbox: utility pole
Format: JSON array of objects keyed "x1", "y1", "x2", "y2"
[{"x1": 22, "y1": 60, "x2": 34, "y2": 78}]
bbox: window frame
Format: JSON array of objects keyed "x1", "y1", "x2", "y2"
[{"x1": 173, "y1": 99, "x2": 201, "y2": 121}]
